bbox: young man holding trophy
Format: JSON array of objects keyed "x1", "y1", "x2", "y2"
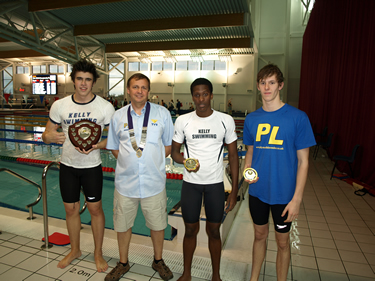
[
  {"x1": 171, "y1": 78, "x2": 239, "y2": 281},
  {"x1": 243, "y1": 64, "x2": 315, "y2": 281},
  {"x1": 42, "y1": 59, "x2": 115, "y2": 272}
]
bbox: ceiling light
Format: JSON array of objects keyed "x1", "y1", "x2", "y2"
[
  {"x1": 190, "y1": 56, "x2": 204, "y2": 62},
  {"x1": 163, "y1": 56, "x2": 177, "y2": 63},
  {"x1": 139, "y1": 57, "x2": 152, "y2": 63},
  {"x1": 218, "y1": 55, "x2": 232, "y2": 62}
]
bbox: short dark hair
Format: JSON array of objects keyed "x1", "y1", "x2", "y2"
[
  {"x1": 127, "y1": 73, "x2": 150, "y2": 90},
  {"x1": 70, "y1": 59, "x2": 99, "y2": 83},
  {"x1": 190, "y1": 78, "x2": 213, "y2": 95},
  {"x1": 257, "y1": 64, "x2": 284, "y2": 84}
]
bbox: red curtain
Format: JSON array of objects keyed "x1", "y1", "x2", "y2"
[{"x1": 299, "y1": 0, "x2": 375, "y2": 186}]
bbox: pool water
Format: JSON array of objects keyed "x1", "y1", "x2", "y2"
[
  {"x1": 0, "y1": 146, "x2": 181, "y2": 240},
  {"x1": 0, "y1": 116, "x2": 182, "y2": 240}
]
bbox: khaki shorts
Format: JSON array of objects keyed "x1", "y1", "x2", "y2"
[{"x1": 113, "y1": 188, "x2": 167, "y2": 232}]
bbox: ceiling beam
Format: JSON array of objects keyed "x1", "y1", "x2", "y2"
[
  {"x1": 106, "y1": 38, "x2": 251, "y2": 53},
  {"x1": 0, "y1": 49, "x2": 46, "y2": 58},
  {"x1": 75, "y1": 13, "x2": 245, "y2": 36},
  {"x1": 28, "y1": 0, "x2": 131, "y2": 12}
]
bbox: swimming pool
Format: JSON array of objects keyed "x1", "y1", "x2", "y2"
[
  {"x1": 0, "y1": 115, "x2": 182, "y2": 240},
  {"x1": 0, "y1": 158, "x2": 182, "y2": 240}
]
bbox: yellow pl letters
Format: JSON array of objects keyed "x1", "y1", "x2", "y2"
[{"x1": 256, "y1": 124, "x2": 283, "y2": 145}]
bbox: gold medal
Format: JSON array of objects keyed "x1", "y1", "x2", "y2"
[
  {"x1": 136, "y1": 148, "x2": 142, "y2": 158},
  {"x1": 184, "y1": 158, "x2": 198, "y2": 171},
  {"x1": 243, "y1": 168, "x2": 258, "y2": 181}
]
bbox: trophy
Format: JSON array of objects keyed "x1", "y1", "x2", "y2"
[
  {"x1": 68, "y1": 120, "x2": 101, "y2": 151},
  {"x1": 184, "y1": 158, "x2": 199, "y2": 171},
  {"x1": 243, "y1": 168, "x2": 258, "y2": 181}
]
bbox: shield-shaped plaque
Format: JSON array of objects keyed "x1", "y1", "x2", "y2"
[{"x1": 68, "y1": 119, "x2": 101, "y2": 151}]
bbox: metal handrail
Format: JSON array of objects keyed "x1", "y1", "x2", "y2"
[
  {"x1": 224, "y1": 144, "x2": 245, "y2": 186},
  {"x1": 0, "y1": 168, "x2": 41, "y2": 220},
  {"x1": 41, "y1": 162, "x2": 87, "y2": 249}
]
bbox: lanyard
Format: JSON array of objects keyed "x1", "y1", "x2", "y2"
[{"x1": 127, "y1": 102, "x2": 151, "y2": 158}]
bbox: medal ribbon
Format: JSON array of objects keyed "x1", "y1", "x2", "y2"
[{"x1": 127, "y1": 102, "x2": 151, "y2": 156}]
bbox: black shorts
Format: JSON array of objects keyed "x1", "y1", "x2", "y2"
[
  {"x1": 59, "y1": 163, "x2": 103, "y2": 203},
  {"x1": 249, "y1": 195, "x2": 291, "y2": 233},
  {"x1": 180, "y1": 181, "x2": 225, "y2": 224}
]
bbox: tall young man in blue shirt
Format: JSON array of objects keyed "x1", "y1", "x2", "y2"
[{"x1": 243, "y1": 64, "x2": 316, "y2": 281}]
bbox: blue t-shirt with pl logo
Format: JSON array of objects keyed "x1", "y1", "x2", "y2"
[{"x1": 243, "y1": 104, "x2": 316, "y2": 205}]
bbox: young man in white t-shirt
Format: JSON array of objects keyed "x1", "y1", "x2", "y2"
[
  {"x1": 42, "y1": 59, "x2": 115, "y2": 272},
  {"x1": 171, "y1": 78, "x2": 239, "y2": 281}
]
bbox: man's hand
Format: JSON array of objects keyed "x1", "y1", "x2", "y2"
[
  {"x1": 244, "y1": 176, "x2": 259, "y2": 184},
  {"x1": 42, "y1": 123, "x2": 66, "y2": 144},
  {"x1": 225, "y1": 192, "x2": 237, "y2": 213},
  {"x1": 282, "y1": 198, "x2": 302, "y2": 223},
  {"x1": 183, "y1": 159, "x2": 200, "y2": 173},
  {"x1": 243, "y1": 165, "x2": 259, "y2": 184},
  {"x1": 74, "y1": 144, "x2": 97, "y2": 154}
]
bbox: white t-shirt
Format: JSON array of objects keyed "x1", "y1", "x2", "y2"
[
  {"x1": 173, "y1": 110, "x2": 237, "y2": 184},
  {"x1": 49, "y1": 95, "x2": 115, "y2": 169}
]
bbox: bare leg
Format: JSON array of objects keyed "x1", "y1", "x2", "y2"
[
  {"x1": 87, "y1": 200, "x2": 108, "y2": 272},
  {"x1": 177, "y1": 222, "x2": 199, "y2": 281},
  {"x1": 250, "y1": 223, "x2": 269, "y2": 281},
  {"x1": 275, "y1": 231, "x2": 290, "y2": 281},
  {"x1": 117, "y1": 229, "x2": 132, "y2": 263},
  {"x1": 150, "y1": 229, "x2": 165, "y2": 260},
  {"x1": 206, "y1": 221, "x2": 222, "y2": 281},
  {"x1": 58, "y1": 202, "x2": 82, "y2": 268}
]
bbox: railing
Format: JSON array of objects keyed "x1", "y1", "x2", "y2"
[
  {"x1": 0, "y1": 168, "x2": 41, "y2": 220},
  {"x1": 41, "y1": 162, "x2": 87, "y2": 249}
]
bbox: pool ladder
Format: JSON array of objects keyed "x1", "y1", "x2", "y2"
[
  {"x1": 0, "y1": 168, "x2": 41, "y2": 220},
  {"x1": 42, "y1": 162, "x2": 87, "y2": 249}
]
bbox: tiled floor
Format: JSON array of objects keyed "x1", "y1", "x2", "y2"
[{"x1": 0, "y1": 149, "x2": 375, "y2": 281}]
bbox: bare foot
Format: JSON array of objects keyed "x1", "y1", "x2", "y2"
[
  {"x1": 95, "y1": 254, "x2": 108, "y2": 272},
  {"x1": 177, "y1": 274, "x2": 192, "y2": 281},
  {"x1": 57, "y1": 250, "x2": 82, "y2": 269}
]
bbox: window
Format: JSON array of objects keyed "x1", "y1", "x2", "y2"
[
  {"x1": 188, "y1": 61, "x2": 199, "y2": 71},
  {"x1": 32, "y1": 65, "x2": 46, "y2": 74},
  {"x1": 49, "y1": 65, "x2": 57, "y2": 73},
  {"x1": 16, "y1": 66, "x2": 29, "y2": 74},
  {"x1": 49, "y1": 64, "x2": 64, "y2": 73},
  {"x1": 151, "y1": 62, "x2": 162, "y2": 71},
  {"x1": 176, "y1": 61, "x2": 187, "y2": 71},
  {"x1": 214, "y1": 60, "x2": 226, "y2": 70},
  {"x1": 152, "y1": 62, "x2": 173, "y2": 71},
  {"x1": 16, "y1": 66, "x2": 23, "y2": 74},
  {"x1": 128, "y1": 62, "x2": 149, "y2": 71},
  {"x1": 109, "y1": 62, "x2": 124, "y2": 97},
  {"x1": 202, "y1": 61, "x2": 214, "y2": 70},
  {"x1": 3, "y1": 66, "x2": 13, "y2": 94},
  {"x1": 140, "y1": 62, "x2": 148, "y2": 71},
  {"x1": 128, "y1": 62, "x2": 139, "y2": 71},
  {"x1": 32, "y1": 65, "x2": 40, "y2": 74},
  {"x1": 163, "y1": 62, "x2": 173, "y2": 71}
]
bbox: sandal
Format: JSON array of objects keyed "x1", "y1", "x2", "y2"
[{"x1": 105, "y1": 262, "x2": 130, "y2": 281}]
